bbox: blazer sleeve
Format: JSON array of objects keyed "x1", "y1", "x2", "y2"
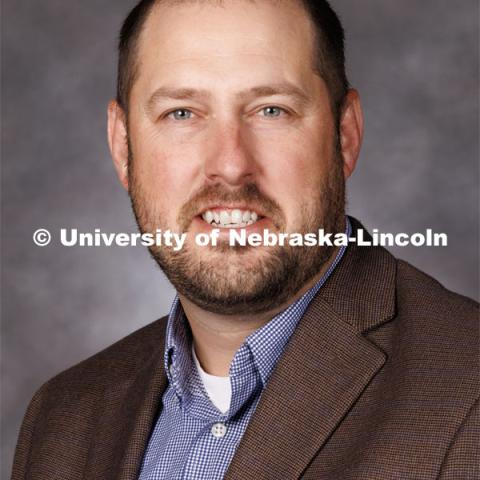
[
  {"x1": 11, "y1": 383, "x2": 49, "y2": 480},
  {"x1": 437, "y1": 397, "x2": 480, "y2": 480}
]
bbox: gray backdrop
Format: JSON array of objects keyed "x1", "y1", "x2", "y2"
[{"x1": 2, "y1": 0, "x2": 479, "y2": 476}]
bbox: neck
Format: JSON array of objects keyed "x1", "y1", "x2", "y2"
[{"x1": 178, "y1": 247, "x2": 339, "y2": 376}]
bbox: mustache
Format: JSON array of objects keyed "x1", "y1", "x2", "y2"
[{"x1": 177, "y1": 183, "x2": 285, "y2": 231}]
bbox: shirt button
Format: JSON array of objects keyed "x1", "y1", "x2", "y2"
[{"x1": 211, "y1": 422, "x2": 227, "y2": 438}]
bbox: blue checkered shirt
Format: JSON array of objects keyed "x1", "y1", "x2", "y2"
[{"x1": 138, "y1": 218, "x2": 351, "y2": 480}]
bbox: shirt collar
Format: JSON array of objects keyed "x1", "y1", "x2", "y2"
[{"x1": 164, "y1": 217, "x2": 351, "y2": 397}]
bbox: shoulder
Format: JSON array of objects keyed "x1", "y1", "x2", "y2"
[
  {"x1": 12, "y1": 317, "x2": 169, "y2": 477},
  {"x1": 378, "y1": 257, "x2": 478, "y2": 401},
  {"x1": 34, "y1": 315, "x2": 168, "y2": 404},
  {"x1": 359, "y1": 255, "x2": 479, "y2": 452},
  {"x1": 395, "y1": 258, "x2": 478, "y2": 324},
  {"x1": 387, "y1": 257, "x2": 478, "y2": 363}
]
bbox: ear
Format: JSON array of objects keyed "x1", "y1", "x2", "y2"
[
  {"x1": 338, "y1": 89, "x2": 364, "y2": 179},
  {"x1": 107, "y1": 100, "x2": 129, "y2": 190}
]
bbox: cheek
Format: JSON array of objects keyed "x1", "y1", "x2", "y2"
[
  {"x1": 130, "y1": 133, "x2": 201, "y2": 226},
  {"x1": 253, "y1": 130, "x2": 333, "y2": 224}
]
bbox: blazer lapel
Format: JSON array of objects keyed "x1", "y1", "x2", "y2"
[
  {"x1": 226, "y1": 218, "x2": 397, "y2": 479},
  {"x1": 83, "y1": 322, "x2": 168, "y2": 480},
  {"x1": 225, "y1": 299, "x2": 387, "y2": 480}
]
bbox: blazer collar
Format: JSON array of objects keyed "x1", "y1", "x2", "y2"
[
  {"x1": 224, "y1": 217, "x2": 397, "y2": 479},
  {"x1": 320, "y1": 216, "x2": 397, "y2": 333}
]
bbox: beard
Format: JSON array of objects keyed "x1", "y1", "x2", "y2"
[{"x1": 128, "y1": 144, "x2": 346, "y2": 316}]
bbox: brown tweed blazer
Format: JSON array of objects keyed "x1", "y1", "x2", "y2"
[{"x1": 12, "y1": 219, "x2": 479, "y2": 480}]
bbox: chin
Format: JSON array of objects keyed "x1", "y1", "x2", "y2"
[{"x1": 160, "y1": 243, "x2": 309, "y2": 315}]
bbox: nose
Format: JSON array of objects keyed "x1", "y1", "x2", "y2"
[{"x1": 203, "y1": 119, "x2": 258, "y2": 187}]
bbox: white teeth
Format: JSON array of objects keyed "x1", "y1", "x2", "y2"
[
  {"x1": 204, "y1": 211, "x2": 214, "y2": 224},
  {"x1": 201, "y1": 209, "x2": 261, "y2": 228},
  {"x1": 220, "y1": 210, "x2": 230, "y2": 224},
  {"x1": 231, "y1": 209, "x2": 242, "y2": 223}
]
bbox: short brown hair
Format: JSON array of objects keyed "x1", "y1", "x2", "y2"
[{"x1": 116, "y1": 0, "x2": 349, "y2": 120}]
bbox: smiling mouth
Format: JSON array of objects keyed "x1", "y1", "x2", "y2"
[{"x1": 200, "y1": 208, "x2": 265, "y2": 228}]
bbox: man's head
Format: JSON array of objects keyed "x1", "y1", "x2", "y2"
[{"x1": 107, "y1": 0, "x2": 363, "y2": 315}]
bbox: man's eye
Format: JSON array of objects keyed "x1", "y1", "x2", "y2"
[
  {"x1": 259, "y1": 106, "x2": 285, "y2": 118},
  {"x1": 167, "y1": 109, "x2": 194, "y2": 120}
]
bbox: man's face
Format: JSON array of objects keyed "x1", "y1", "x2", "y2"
[{"x1": 125, "y1": 0, "x2": 346, "y2": 315}]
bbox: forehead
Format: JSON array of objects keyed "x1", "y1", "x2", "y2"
[{"x1": 133, "y1": 0, "x2": 317, "y2": 94}]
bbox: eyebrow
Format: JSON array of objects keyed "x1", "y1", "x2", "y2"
[
  {"x1": 145, "y1": 87, "x2": 211, "y2": 113},
  {"x1": 145, "y1": 82, "x2": 310, "y2": 113},
  {"x1": 237, "y1": 83, "x2": 310, "y2": 107}
]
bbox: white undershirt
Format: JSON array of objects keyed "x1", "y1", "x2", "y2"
[{"x1": 192, "y1": 345, "x2": 231, "y2": 414}]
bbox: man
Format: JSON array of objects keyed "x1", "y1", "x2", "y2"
[{"x1": 12, "y1": 0, "x2": 478, "y2": 479}]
